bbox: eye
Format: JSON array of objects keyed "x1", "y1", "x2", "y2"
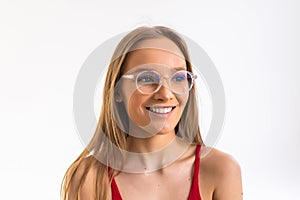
[
  {"x1": 138, "y1": 75, "x2": 155, "y2": 82},
  {"x1": 137, "y1": 72, "x2": 160, "y2": 84},
  {"x1": 172, "y1": 72, "x2": 187, "y2": 82}
]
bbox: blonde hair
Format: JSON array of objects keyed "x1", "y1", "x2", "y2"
[{"x1": 61, "y1": 26, "x2": 204, "y2": 200}]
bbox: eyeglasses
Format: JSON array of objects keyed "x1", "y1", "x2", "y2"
[{"x1": 122, "y1": 70, "x2": 197, "y2": 94}]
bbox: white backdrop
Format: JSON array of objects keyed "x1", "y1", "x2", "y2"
[{"x1": 0, "y1": 0, "x2": 299, "y2": 199}]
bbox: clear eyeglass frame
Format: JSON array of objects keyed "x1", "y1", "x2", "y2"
[{"x1": 122, "y1": 70, "x2": 197, "y2": 95}]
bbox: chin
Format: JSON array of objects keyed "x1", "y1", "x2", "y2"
[{"x1": 155, "y1": 125, "x2": 177, "y2": 135}]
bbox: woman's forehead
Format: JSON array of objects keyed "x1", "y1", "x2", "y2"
[
  {"x1": 123, "y1": 49, "x2": 186, "y2": 74},
  {"x1": 131, "y1": 37, "x2": 185, "y2": 58}
]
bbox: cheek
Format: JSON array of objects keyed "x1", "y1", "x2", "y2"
[
  {"x1": 120, "y1": 80, "x2": 136, "y2": 99},
  {"x1": 126, "y1": 91, "x2": 151, "y2": 126},
  {"x1": 177, "y1": 95, "x2": 189, "y2": 110}
]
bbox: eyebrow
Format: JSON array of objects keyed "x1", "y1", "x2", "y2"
[
  {"x1": 128, "y1": 65, "x2": 187, "y2": 74},
  {"x1": 174, "y1": 66, "x2": 187, "y2": 70},
  {"x1": 129, "y1": 67, "x2": 150, "y2": 73}
]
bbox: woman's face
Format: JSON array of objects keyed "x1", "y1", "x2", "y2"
[{"x1": 119, "y1": 37, "x2": 189, "y2": 135}]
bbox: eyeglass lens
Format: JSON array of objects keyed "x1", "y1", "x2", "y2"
[{"x1": 136, "y1": 71, "x2": 193, "y2": 94}]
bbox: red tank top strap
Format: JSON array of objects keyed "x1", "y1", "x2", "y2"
[
  {"x1": 188, "y1": 145, "x2": 202, "y2": 200},
  {"x1": 111, "y1": 177, "x2": 123, "y2": 200},
  {"x1": 108, "y1": 167, "x2": 123, "y2": 200}
]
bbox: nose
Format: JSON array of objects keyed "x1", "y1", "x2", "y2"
[{"x1": 153, "y1": 83, "x2": 175, "y2": 101}]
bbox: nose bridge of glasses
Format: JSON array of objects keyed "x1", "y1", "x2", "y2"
[{"x1": 157, "y1": 75, "x2": 175, "y2": 93}]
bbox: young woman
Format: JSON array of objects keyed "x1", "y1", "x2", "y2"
[{"x1": 61, "y1": 26, "x2": 242, "y2": 200}]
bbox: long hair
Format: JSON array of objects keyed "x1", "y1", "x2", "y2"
[{"x1": 61, "y1": 26, "x2": 204, "y2": 200}]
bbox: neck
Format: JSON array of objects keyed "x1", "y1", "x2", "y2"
[
  {"x1": 121, "y1": 135, "x2": 190, "y2": 173},
  {"x1": 127, "y1": 132, "x2": 176, "y2": 153}
]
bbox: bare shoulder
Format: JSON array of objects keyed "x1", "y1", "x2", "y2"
[
  {"x1": 200, "y1": 146, "x2": 241, "y2": 174},
  {"x1": 200, "y1": 146, "x2": 243, "y2": 200},
  {"x1": 67, "y1": 156, "x2": 99, "y2": 199}
]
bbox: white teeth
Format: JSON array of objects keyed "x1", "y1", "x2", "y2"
[{"x1": 149, "y1": 107, "x2": 173, "y2": 114}]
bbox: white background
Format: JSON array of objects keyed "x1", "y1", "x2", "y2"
[{"x1": 1, "y1": 0, "x2": 299, "y2": 199}]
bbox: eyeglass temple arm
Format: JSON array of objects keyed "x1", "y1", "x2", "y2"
[{"x1": 122, "y1": 74, "x2": 135, "y2": 80}]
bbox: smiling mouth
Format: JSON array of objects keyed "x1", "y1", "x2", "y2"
[{"x1": 146, "y1": 106, "x2": 176, "y2": 114}]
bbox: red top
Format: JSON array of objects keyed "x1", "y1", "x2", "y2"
[{"x1": 110, "y1": 145, "x2": 202, "y2": 200}]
